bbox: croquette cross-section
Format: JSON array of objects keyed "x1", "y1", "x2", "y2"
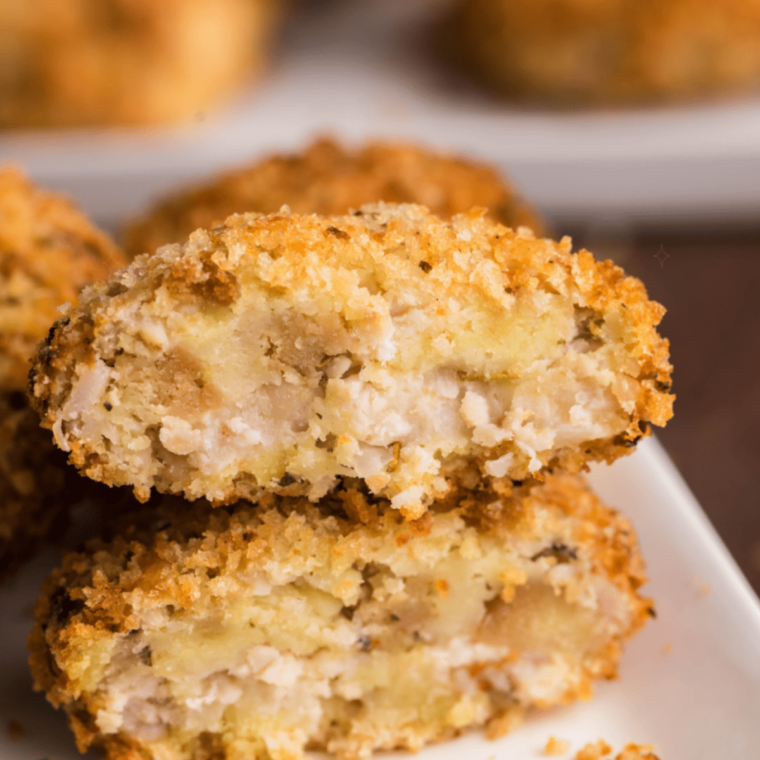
[
  {"x1": 124, "y1": 139, "x2": 541, "y2": 258},
  {"x1": 0, "y1": 167, "x2": 125, "y2": 578},
  {"x1": 30, "y1": 203, "x2": 673, "y2": 518},
  {"x1": 29, "y1": 475, "x2": 652, "y2": 760}
]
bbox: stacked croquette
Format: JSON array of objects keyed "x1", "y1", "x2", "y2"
[
  {"x1": 0, "y1": 141, "x2": 534, "y2": 577},
  {"x1": 30, "y1": 477, "x2": 652, "y2": 760},
  {"x1": 32, "y1": 204, "x2": 671, "y2": 514},
  {"x1": 0, "y1": 168, "x2": 125, "y2": 578},
  {"x1": 25, "y1": 145, "x2": 672, "y2": 760}
]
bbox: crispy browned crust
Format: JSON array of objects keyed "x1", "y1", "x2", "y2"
[
  {"x1": 29, "y1": 474, "x2": 652, "y2": 760},
  {"x1": 30, "y1": 204, "x2": 673, "y2": 508},
  {"x1": 0, "y1": 167, "x2": 125, "y2": 394},
  {"x1": 124, "y1": 139, "x2": 543, "y2": 257},
  {"x1": 0, "y1": 0, "x2": 281, "y2": 128},
  {"x1": 0, "y1": 168, "x2": 125, "y2": 578},
  {"x1": 441, "y1": 0, "x2": 760, "y2": 105}
]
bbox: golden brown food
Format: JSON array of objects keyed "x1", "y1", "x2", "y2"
[
  {"x1": 0, "y1": 0, "x2": 280, "y2": 129},
  {"x1": 124, "y1": 139, "x2": 542, "y2": 258},
  {"x1": 30, "y1": 474, "x2": 652, "y2": 760},
  {"x1": 0, "y1": 167, "x2": 125, "y2": 577},
  {"x1": 442, "y1": 0, "x2": 760, "y2": 105},
  {"x1": 31, "y1": 203, "x2": 673, "y2": 517},
  {"x1": 576, "y1": 741, "x2": 661, "y2": 760},
  {"x1": 0, "y1": 168, "x2": 125, "y2": 393}
]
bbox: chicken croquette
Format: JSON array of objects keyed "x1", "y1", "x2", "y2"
[
  {"x1": 124, "y1": 139, "x2": 541, "y2": 259},
  {"x1": 0, "y1": 168, "x2": 125, "y2": 576},
  {"x1": 442, "y1": 0, "x2": 760, "y2": 105},
  {"x1": 29, "y1": 474, "x2": 651, "y2": 760},
  {"x1": 0, "y1": 0, "x2": 280, "y2": 128},
  {"x1": 30, "y1": 204, "x2": 673, "y2": 517}
]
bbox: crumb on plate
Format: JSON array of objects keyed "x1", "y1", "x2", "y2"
[{"x1": 545, "y1": 735, "x2": 571, "y2": 754}]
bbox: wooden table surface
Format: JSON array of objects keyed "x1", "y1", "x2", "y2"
[{"x1": 571, "y1": 224, "x2": 760, "y2": 595}]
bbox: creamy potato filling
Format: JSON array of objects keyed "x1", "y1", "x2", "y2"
[
  {"x1": 58, "y1": 286, "x2": 638, "y2": 511},
  {"x1": 87, "y1": 544, "x2": 631, "y2": 760}
]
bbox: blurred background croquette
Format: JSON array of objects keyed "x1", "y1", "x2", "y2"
[
  {"x1": 441, "y1": 0, "x2": 760, "y2": 105},
  {"x1": 0, "y1": 0, "x2": 282, "y2": 128},
  {"x1": 0, "y1": 168, "x2": 125, "y2": 578},
  {"x1": 124, "y1": 139, "x2": 542, "y2": 258}
]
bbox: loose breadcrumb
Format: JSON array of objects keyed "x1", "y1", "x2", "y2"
[
  {"x1": 616, "y1": 745, "x2": 660, "y2": 760},
  {"x1": 545, "y1": 735, "x2": 571, "y2": 755},
  {"x1": 30, "y1": 474, "x2": 652, "y2": 760},
  {"x1": 576, "y1": 743, "x2": 660, "y2": 760},
  {"x1": 124, "y1": 139, "x2": 542, "y2": 258},
  {"x1": 577, "y1": 740, "x2": 613, "y2": 759},
  {"x1": 31, "y1": 203, "x2": 673, "y2": 515}
]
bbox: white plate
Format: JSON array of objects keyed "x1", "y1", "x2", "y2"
[
  {"x1": 2, "y1": 0, "x2": 760, "y2": 228},
  {"x1": 2, "y1": 436, "x2": 759, "y2": 759}
]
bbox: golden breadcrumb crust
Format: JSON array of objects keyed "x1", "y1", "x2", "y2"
[
  {"x1": 30, "y1": 474, "x2": 652, "y2": 760},
  {"x1": 0, "y1": 168, "x2": 125, "y2": 394},
  {"x1": 0, "y1": 0, "x2": 280, "y2": 128},
  {"x1": 442, "y1": 0, "x2": 760, "y2": 105},
  {"x1": 124, "y1": 139, "x2": 542, "y2": 258},
  {"x1": 30, "y1": 203, "x2": 673, "y2": 513},
  {"x1": 0, "y1": 168, "x2": 125, "y2": 577}
]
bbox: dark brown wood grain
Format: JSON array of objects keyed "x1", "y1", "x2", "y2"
[{"x1": 572, "y1": 225, "x2": 760, "y2": 595}]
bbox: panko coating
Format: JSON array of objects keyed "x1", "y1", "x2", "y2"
[
  {"x1": 124, "y1": 139, "x2": 542, "y2": 258},
  {"x1": 29, "y1": 474, "x2": 652, "y2": 760},
  {"x1": 30, "y1": 203, "x2": 673, "y2": 517},
  {"x1": 0, "y1": 0, "x2": 280, "y2": 129},
  {"x1": 442, "y1": 0, "x2": 760, "y2": 105},
  {"x1": 0, "y1": 168, "x2": 125, "y2": 393},
  {"x1": 0, "y1": 167, "x2": 125, "y2": 577}
]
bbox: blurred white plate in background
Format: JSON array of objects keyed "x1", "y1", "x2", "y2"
[
  {"x1": 1, "y1": 0, "x2": 760, "y2": 229},
  {"x1": 2, "y1": 437, "x2": 759, "y2": 760}
]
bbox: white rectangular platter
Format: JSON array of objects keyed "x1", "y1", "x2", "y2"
[
  {"x1": 2, "y1": 0, "x2": 760, "y2": 228},
  {"x1": 2, "y1": 436, "x2": 759, "y2": 760}
]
